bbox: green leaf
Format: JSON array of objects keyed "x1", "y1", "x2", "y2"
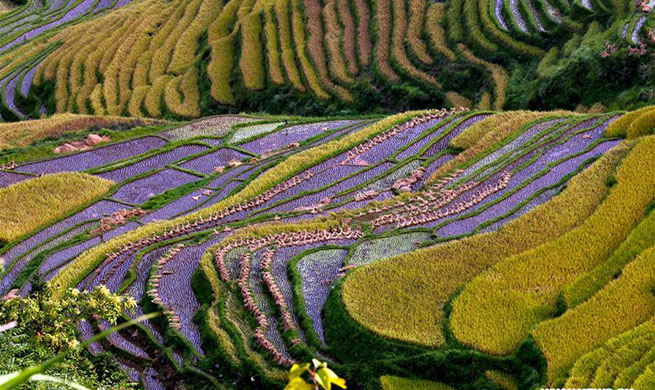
[
  {"x1": 315, "y1": 368, "x2": 330, "y2": 390},
  {"x1": 289, "y1": 363, "x2": 310, "y2": 380}
]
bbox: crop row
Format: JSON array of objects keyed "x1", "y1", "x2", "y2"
[{"x1": 340, "y1": 130, "x2": 628, "y2": 347}]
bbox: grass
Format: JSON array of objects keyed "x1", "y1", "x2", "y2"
[
  {"x1": 340, "y1": 140, "x2": 627, "y2": 346},
  {"x1": 0, "y1": 173, "x2": 113, "y2": 242}
]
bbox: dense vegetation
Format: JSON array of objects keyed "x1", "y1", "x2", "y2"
[{"x1": 0, "y1": 0, "x2": 653, "y2": 120}]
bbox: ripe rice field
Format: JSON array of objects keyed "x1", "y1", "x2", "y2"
[{"x1": 3, "y1": 106, "x2": 655, "y2": 389}]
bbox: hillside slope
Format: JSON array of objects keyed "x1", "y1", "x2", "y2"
[
  {"x1": 6, "y1": 108, "x2": 655, "y2": 389},
  {"x1": 0, "y1": 0, "x2": 653, "y2": 120}
]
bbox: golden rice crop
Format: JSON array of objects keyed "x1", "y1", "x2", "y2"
[
  {"x1": 149, "y1": 0, "x2": 201, "y2": 82},
  {"x1": 390, "y1": 0, "x2": 441, "y2": 88},
  {"x1": 626, "y1": 110, "x2": 655, "y2": 139},
  {"x1": 145, "y1": 75, "x2": 173, "y2": 117},
  {"x1": 477, "y1": 92, "x2": 492, "y2": 110},
  {"x1": 425, "y1": 3, "x2": 457, "y2": 61},
  {"x1": 165, "y1": 68, "x2": 201, "y2": 117},
  {"x1": 291, "y1": 0, "x2": 332, "y2": 100},
  {"x1": 169, "y1": 0, "x2": 222, "y2": 73},
  {"x1": 606, "y1": 106, "x2": 655, "y2": 138},
  {"x1": 89, "y1": 84, "x2": 106, "y2": 115},
  {"x1": 450, "y1": 137, "x2": 655, "y2": 356},
  {"x1": 563, "y1": 205, "x2": 655, "y2": 309},
  {"x1": 274, "y1": 0, "x2": 306, "y2": 92},
  {"x1": 262, "y1": 8, "x2": 285, "y2": 85},
  {"x1": 323, "y1": 0, "x2": 355, "y2": 85},
  {"x1": 534, "y1": 243, "x2": 655, "y2": 384},
  {"x1": 238, "y1": 12, "x2": 266, "y2": 90},
  {"x1": 373, "y1": 0, "x2": 401, "y2": 82},
  {"x1": 445, "y1": 91, "x2": 472, "y2": 108},
  {"x1": 299, "y1": 0, "x2": 352, "y2": 100},
  {"x1": 341, "y1": 144, "x2": 627, "y2": 346},
  {"x1": 0, "y1": 114, "x2": 159, "y2": 149},
  {"x1": 353, "y1": 0, "x2": 372, "y2": 66},
  {"x1": 0, "y1": 173, "x2": 113, "y2": 242},
  {"x1": 127, "y1": 86, "x2": 149, "y2": 118},
  {"x1": 485, "y1": 371, "x2": 519, "y2": 390},
  {"x1": 407, "y1": 0, "x2": 433, "y2": 64},
  {"x1": 336, "y1": 0, "x2": 358, "y2": 75},
  {"x1": 208, "y1": 36, "x2": 237, "y2": 104}
]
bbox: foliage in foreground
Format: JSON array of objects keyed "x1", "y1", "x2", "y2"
[{"x1": 0, "y1": 285, "x2": 139, "y2": 389}]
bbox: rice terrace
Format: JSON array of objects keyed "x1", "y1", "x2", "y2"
[{"x1": 2, "y1": 0, "x2": 655, "y2": 389}]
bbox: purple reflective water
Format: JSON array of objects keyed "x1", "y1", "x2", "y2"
[
  {"x1": 0, "y1": 171, "x2": 31, "y2": 188},
  {"x1": 357, "y1": 118, "x2": 444, "y2": 165},
  {"x1": 4, "y1": 71, "x2": 26, "y2": 118},
  {"x1": 435, "y1": 140, "x2": 620, "y2": 236},
  {"x1": 17, "y1": 137, "x2": 168, "y2": 175},
  {"x1": 91, "y1": 0, "x2": 115, "y2": 12},
  {"x1": 206, "y1": 164, "x2": 252, "y2": 188},
  {"x1": 0, "y1": 200, "x2": 125, "y2": 292},
  {"x1": 250, "y1": 249, "x2": 290, "y2": 359},
  {"x1": 297, "y1": 249, "x2": 347, "y2": 344},
  {"x1": 98, "y1": 144, "x2": 208, "y2": 182},
  {"x1": 40, "y1": 237, "x2": 102, "y2": 276},
  {"x1": 143, "y1": 368, "x2": 165, "y2": 390},
  {"x1": 263, "y1": 163, "x2": 394, "y2": 215},
  {"x1": 495, "y1": 0, "x2": 509, "y2": 30},
  {"x1": 111, "y1": 169, "x2": 199, "y2": 204},
  {"x1": 20, "y1": 63, "x2": 40, "y2": 96},
  {"x1": 394, "y1": 117, "x2": 449, "y2": 161},
  {"x1": 423, "y1": 154, "x2": 455, "y2": 184},
  {"x1": 158, "y1": 236, "x2": 224, "y2": 354},
  {"x1": 241, "y1": 120, "x2": 359, "y2": 154},
  {"x1": 178, "y1": 148, "x2": 248, "y2": 175},
  {"x1": 79, "y1": 320, "x2": 105, "y2": 356},
  {"x1": 179, "y1": 180, "x2": 242, "y2": 217},
  {"x1": 100, "y1": 320, "x2": 150, "y2": 359},
  {"x1": 1, "y1": 0, "x2": 97, "y2": 53},
  {"x1": 422, "y1": 115, "x2": 492, "y2": 158},
  {"x1": 253, "y1": 165, "x2": 364, "y2": 214},
  {"x1": 44, "y1": 221, "x2": 140, "y2": 280},
  {"x1": 141, "y1": 189, "x2": 207, "y2": 223}
]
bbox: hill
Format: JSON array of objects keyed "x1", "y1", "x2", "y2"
[
  {"x1": 0, "y1": 0, "x2": 653, "y2": 120},
  {"x1": 3, "y1": 109, "x2": 655, "y2": 389}
]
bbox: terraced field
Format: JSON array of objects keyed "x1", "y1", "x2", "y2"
[
  {"x1": 5, "y1": 106, "x2": 655, "y2": 390},
  {"x1": 0, "y1": 0, "x2": 651, "y2": 120}
]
